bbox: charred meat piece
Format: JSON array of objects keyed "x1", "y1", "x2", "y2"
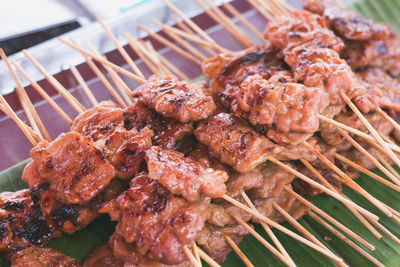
[
  {"x1": 100, "y1": 173, "x2": 210, "y2": 265},
  {"x1": 132, "y1": 75, "x2": 216, "y2": 123},
  {"x1": 124, "y1": 100, "x2": 193, "y2": 149},
  {"x1": 234, "y1": 73, "x2": 328, "y2": 133},
  {"x1": 195, "y1": 113, "x2": 282, "y2": 173},
  {"x1": 83, "y1": 243, "x2": 125, "y2": 267},
  {"x1": 26, "y1": 132, "x2": 117, "y2": 204},
  {"x1": 145, "y1": 146, "x2": 229, "y2": 202},
  {"x1": 71, "y1": 101, "x2": 123, "y2": 142},
  {"x1": 0, "y1": 189, "x2": 59, "y2": 258},
  {"x1": 354, "y1": 68, "x2": 400, "y2": 113},
  {"x1": 11, "y1": 247, "x2": 80, "y2": 267}
]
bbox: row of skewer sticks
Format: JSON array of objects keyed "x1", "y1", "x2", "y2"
[{"x1": 1, "y1": 0, "x2": 400, "y2": 266}]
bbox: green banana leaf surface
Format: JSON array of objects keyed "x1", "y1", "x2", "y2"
[{"x1": 1, "y1": 0, "x2": 400, "y2": 266}]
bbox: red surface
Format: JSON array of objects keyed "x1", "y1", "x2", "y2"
[{"x1": 0, "y1": 0, "x2": 308, "y2": 171}]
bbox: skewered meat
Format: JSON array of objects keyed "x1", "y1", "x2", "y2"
[
  {"x1": 274, "y1": 136, "x2": 318, "y2": 161},
  {"x1": 83, "y1": 243, "x2": 125, "y2": 267},
  {"x1": 0, "y1": 189, "x2": 59, "y2": 259},
  {"x1": 100, "y1": 173, "x2": 210, "y2": 265},
  {"x1": 124, "y1": 100, "x2": 193, "y2": 149},
  {"x1": 10, "y1": 247, "x2": 80, "y2": 267},
  {"x1": 293, "y1": 167, "x2": 341, "y2": 196},
  {"x1": 25, "y1": 132, "x2": 117, "y2": 204},
  {"x1": 132, "y1": 75, "x2": 216, "y2": 123},
  {"x1": 195, "y1": 113, "x2": 282, "y2": 173},
  {"x1": 354, "y1": 68, "x2": 400, "y2": 113},
  {"x1": 234, "y1": 73, "x2": 329, "y2": 133},
  {"x1": 145, "y1": 146, "x2": 229, "y2": 202}
]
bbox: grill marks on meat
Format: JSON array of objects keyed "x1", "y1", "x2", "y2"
[
  {"x1": 100, "y1": 173, "x2": 210, "y2": 265},
  {"x1": 0, "y1": 190, "x2": 58, "y2": 258},
  {"x1": 132, "y1": 75, "x2": 216, "y2": 123},
  {"x1": 26, "y1": 132, "x2": 117, "y2": 204},
  {"x1": 195, "y1": 113, "x2": 282, "y2": 173},
  {"x1": 145, "y1": 146, "x2": 229, "y2": 202},
  {"x1": 124, "y1": 100, "x2": 193, "y2": 149},
  {"x1": 11, "y1": 247, "x2": 80, "y2": 267}
]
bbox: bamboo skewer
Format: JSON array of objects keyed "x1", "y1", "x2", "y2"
[
  {"x1": 97, "y1": 18, "x2": 144, "y2": 78},
  {"x1": 240, "y1": 191, "x2": 296, "y2": 266},
  {"x1": 224, "y1": 235, "x2": 255, "y2": 267},
  {"x1": 340, "y1": 90, "x2": 400, "y2": 170},
  {"x1": 136, "y1": 24, "x2": 202, "y2": 66},
  {"x1": 377, "y1": 154, "x2": 400, "y2": 181},
  {"x1": 12, "y1": 62, "x2": 73, "y2": 125},
  {"x1": 308, "y1": 212, "x2": 384, "y2": 267},
  {"x1": 300, "y1": 159, "x2": 383, "y2": 241},
  {"x1": 197, "y1": 247, "x2": 221, "y2": 267},
  {"x1": 183, "y1": 246, "x2": 202, "y2": 267},
  {"x1": 303, "y1": 141, "x2": 393, "y2": 219},
  {"x1": 70, "y1": 65, "x2": 98, "y2": 106},
  {"x1": 222, "y1": 2, "x2": 264, "y2": 41},
  {"x1": 377, "y1": 107, "x2": 400, "y2": 133},
  {"x1": 192, "y1": 243, "x2": 202, "y2": 266},
  {"x1": 0, "y1": 49, "x2": 50, "y2": 141},
  {"x1": 22, "y1": 50, "x2": 85, "y2": 113},
  {"x1": 141, "y1": 40, "x2": 172, "y2": 76},
  {"x1": 231, "y1": 214, "x2": 294, "y2": 267},
  {"x1": 284, "y1": 186, "x2": 375, "y2": 250},
  {"x1": 246, "y1": 0, "x2": 273, "y2": 19},
  {"x1": 254, "y1": 0, "x2": 281, "y2": 17},
  {"x1": 267, "y1": 157, "x2": 378, "y2": 220},
  {"x1": 223, "y1": 195, "x2": 344, "y2": 263},
  {"x1": 84, "y1": 39, "x2": 133, "y2": 106}
]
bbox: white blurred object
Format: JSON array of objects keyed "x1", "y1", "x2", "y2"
[{"x1": 77, "y1": 0, "x2": 151, "y2": 19}]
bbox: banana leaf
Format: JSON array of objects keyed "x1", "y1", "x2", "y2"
[{"x1": 2, "y1": 0, "x2": 400, "y2": 266}]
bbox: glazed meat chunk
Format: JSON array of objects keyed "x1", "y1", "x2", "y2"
[
  {"x1": 11, "y1": 247, "x2": 80, "y2": 267},
  {"x1": 0, "y1": 189, "x2": 58, "y2": 258},
  {"x1": 195, "y1": 113, "x2": 282, "y2": 173},
  {"x1": 235, "y1": 74, "x2": 328, "y2": 133},
  {"x1": 26, "y1": 132, "x2": 117, "y2": 204},
  {"x1": 83, "y1": 243, "x2": 125, "y2": 267},
  {"x1": 145, "y1": 146, "x2": 229, "y2": 202},
  {"x1": 354, "y1": 68, "x2": 400, "y2": 113},
  {"x1": 71, "y1": 101, "x2": 123, "y2": 141},
  {"x1": 132, "y1": 75, "x2": 216, "y2": 123},
  {"x1": 124, "y1": 100, "x2": 193, "y2": 149},
  {"x1": 100, "y1": 173, "x2": 210, "y2": 265}
]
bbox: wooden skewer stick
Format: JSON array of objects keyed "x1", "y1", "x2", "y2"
[
  {"x1": 369, "y1": 219, "x2": 400, "y2": 246},
  {"x1": 152, "y1": 18, "x2": 208, "y2": 62},
  {"x1": 240, "y1": 191, "x2": 295, "y2": 266},
  {"x1": 182, "y1": 246, "x2": 202, "y2": 267},
  {"x1": 172, "y1": 17, "x2": 217, "y2": 56},
  {"x1": 136, "y1": 24, "x2": 202, "y2": 66},
  {"x1": 222, "y1": 2, "x2": 264, "y2": 41},
  {"x1": 337, "y1": 128, "x2": 400, "y2": 186},
  {"x1": 284, "y1": 186, "x2": 375, "y2": 250},
  {"x1": 303, "y1": 141, "x2": 393, "y2": 218},
  {"x1": 22, "y1": 49, "x2": 85, "y2": 113},
  {"x1": 141, "y1": 40, "x2": 172, "y2": 76},
  {"x1": 197, "y1": 246, "x2": 221, "y2": 267},
  {"x1": 123, "y1": 32, "x2": 162, "y2": 76},
  {"x1": 377, "y1": 107, "x2": 400, "y2": 133},
  {"x1": 156, "y1": 52, "x2": 190, "y2": 81},
  {"x1": 271, "y1": 202, "x2": 347, "y2": 267},
  {"x1": 70, "y1": 65, "x2": 98, "y2": 106},
  {"x1": 0, "y1": 49, "x2": 50, "y2": 141},
  {"x1": 253, "y1": 0, "x2": 281, "y2": 17},
  {"x1": 58, "y1": 37, "x2": 146, "y2": 84},
  {"x1": 334, "y1": 153, "x2": 400, "y2": 193},
  {"x1": 70, "y1": 38, "x2": 128, "y2": 107},
  {"x1": 12, "y1": 62, "x2": 72, "y2": 125},
  {"x1": 230, "y1": 214, "x2": 294, "y2": 267},
  {"x1": 308, "y1": 212, "x2": 384, "y2": 267},
  {"x1": 318, "y1": 114, "x2": 400, "y2": 153},
  {"x1": 246, "y1": 0, "x2": 273, "y2": 19},
  {"x1": 162, "y1": 0, "x2": 225, "y2": 51},
  {"x1": 376, "y1": 154, "x2": 400, "y2": 181},
  {"x1": 274, "y1": 0, "x2": 295, "y2": 11},
  {"x1": 97, "y1": 18, "x2": 144, "y2": 78},
  {"x1": 192, "y1": 243, "x2": 202, "y2": 266},
  {"x1": 267, "y1": 157, "x2": 378, "y2": 220},
  {"x1": 195, "y1": 0, "x2": 253, "y2": 47},
  {"x1": 224, "y1": 235, "x2": 255, "y2": 267},
  {"x1": 83, "y1": 39, "x2": 133, "y2": 106},
  {"x1": 265, "y1": 0, "x2": 288, "y2": 16},
  {"x1": 223, "y1": 195, "x2": 344, "y2": 262},
  {"x1": 340, "y1": 90, "x2": 400, "y2": 170},
  {"x1": 300, "y1": 159, "x2": 382, "y2": 241},
  {"x1": 0, "y1": 101, "x2": 37, "y2": 145}
]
